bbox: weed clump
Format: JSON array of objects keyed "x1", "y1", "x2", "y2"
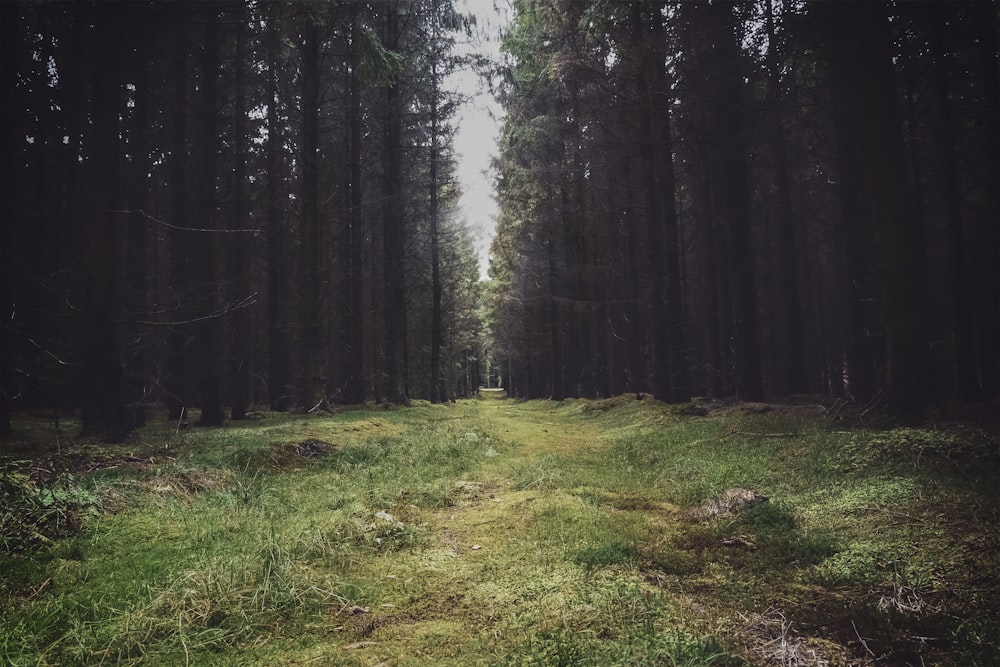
[{"x1": 1, "y1": 462, "x2": 100, "y2": 553}]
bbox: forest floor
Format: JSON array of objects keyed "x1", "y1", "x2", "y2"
[{"x1": 1, "y1": 394, "x2": 998, "y2": 666}]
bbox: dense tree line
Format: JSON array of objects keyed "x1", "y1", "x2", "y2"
[
  {"x1": 487, "y1": 0, "x2": 998, "y2": 422},
  {"x1": 0, "y1": 0, "x2": 485, "y2": 441}
]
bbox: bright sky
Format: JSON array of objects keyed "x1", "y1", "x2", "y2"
[{"x1": 447, "y1": 0, "x2": 511, "y2": 280}]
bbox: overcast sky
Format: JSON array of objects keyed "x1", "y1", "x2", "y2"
[{"x1": 446, "y1": 0, "x2": 511, "y2": 280}]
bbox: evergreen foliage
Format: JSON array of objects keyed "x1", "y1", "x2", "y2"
[
  {"x1": 0, "y1": 0, "x2": 488, "y2": 440},
  {"x1": 488, "y1": 0, "x2": 998, "y2": 421}
]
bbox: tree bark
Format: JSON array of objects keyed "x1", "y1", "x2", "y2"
[
  {"x1": 764, "y1": 0, "x2": 806, "y2": 395},
  {"x1": 194, "y1": 10, "x2": 224, "y2": 426},
  {"x1": 266, "y1": 6, "x2": 289, "y2": 411},
  {"x1": 123, "y1": 13, "x2": 157, "y2": 428},
  {"x1": 429, "y1": 25, "x2": 444, "y2": 404},
  {"x1": 79, "y1": 2, "x2": 127, "y2": 442},
  {"x1": 709, "y1": 2, "x2": 764, "y2": 402},
  {"x1": 166, "y1": 15, "x2": 190, "y2": 421},
  {"x1": 230, "y1": 7, "x2": 251, "y2": 420},
  {"x1": 345, "y1": 7, "x2": 366, "y2": 404},
  {"x1": 622, "y1": 158, "x2": 646, "y2": 399},
  {"x1": 0, "y1": 1, "x2": 21, "y2": 437},
  {"x1": 546, "y1": 228, "x2": 565, "y2": 401},
  {"x1": 649, "y1": 4, "x2": 689, "y2": 403},
  {"x1": 631, "y1": 2, "x2": 671, "y2": 402},
  {"x1": 299, "y1": 8, "x2": 321, "y2": 409},
  {"x1": 383, "y1": 2, "x2": 409, "y2": 404}
]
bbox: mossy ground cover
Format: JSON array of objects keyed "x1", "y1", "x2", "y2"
[{"x1": 2, "y1": 395, "x2": 997, "y2": 665}]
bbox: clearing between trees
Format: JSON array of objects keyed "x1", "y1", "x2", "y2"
[{"x1": 2, "y1": 395, "x2": 998, "y2": 666}]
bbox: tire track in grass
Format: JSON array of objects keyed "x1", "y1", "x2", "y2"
[
  {"x1": 346, "y1": 399, "x2": 605, "y2": 661},
  {"x1": 426, "y1": 397, "x2": 608, "y2": 555},
  {"x1": 377, "y1": 399, "x2": 593, "y2": 660}
]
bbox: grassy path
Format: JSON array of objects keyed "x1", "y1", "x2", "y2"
[
  {"x1": 2, "y1": 397, "x2": 998, "y2": 666},
  {"x1": 476, "y1": 390, "x2": 606, "y2": 455}
]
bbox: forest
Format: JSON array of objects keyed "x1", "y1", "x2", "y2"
[
  {"x1": 1, "y1": 0, "x2": 998, "y2": 443},
  {"x1": 486, "y1": 0, "x2": 998, "y2": 420},
  {"x1": 2, "y1": 0, "x2": 487, "y2": 443},
  {"x1": 2, "y1": 3, "x2": 999, "y2": 664}
]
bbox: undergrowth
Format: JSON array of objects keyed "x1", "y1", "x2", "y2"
[{"x1": 1, "y1": 398, "x2": 997, "y2": 666}]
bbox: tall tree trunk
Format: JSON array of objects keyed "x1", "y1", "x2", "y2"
[
  {"x1": 624, "y1": 179, "x2": 646, "y2": 398},
  {"x1": 124, "y1": 26, "x2": 153, "y2": 428},
  {"x1": 299, "y1": 9, "x2": 321, "y2": 409},
  {"x1": 650, "y1": 4, "x2": 689, "y2": 403},
  {"x1": 709, "y1": 2, "x2": 764, "y2": 401},
  {"x1": 631, "y1": 2, "x2": 670, "y2": 402},
  {"x1": 0, "y1": 1, "x2": 21, "y2": 437},
  {"x1": 167, "y1": 20, "x2": 189, "y2": 421},
  {"x1": 230, "y1": 8, "x2": 251, "y2": 420},
  {"x1": 830, "y1": 85, "x2": 883, "y2": 404},
  {"x1": 79, "y1": 2, "x2": 126, "y2": 442},
  {"x1": 266, "y1": 7, "x2": 289, "y2": 411},
  {"x1": 902, "y1": 89, "x2": 938, "y2": 404},
  {"x1": 559, "y1": 169, "x2": 580, "y2": 396},
  {"x1": 699, "y1": 138, "x2": 725, "y2": 398},
  {"x1": 61, "y1": 8, "x2": 92, "y2": 405},
  {"x1": 345, "y1": 8, "x2": 366, "y2": 404},
  {"x1": 546, "y1": 228, "x2": 565, "y2": 401},
  {"x1": 429, "y1": 40, "x2": 444, "y2": 403},
  {"x1": 383, "y1": 2, "x2": 408, "y2": 404},
  {"x1": 195, "y1": 9, "x2": 224, "y2": 426},
  {"x1": 618, "y1": 154, "x2": 645, "y2": 398},
  {"x1": 566, "y1": 81, "x2": 596, "y2": 399},
  {"x1": 764, "y1": 0, "x2": 806, "y2": 395}
]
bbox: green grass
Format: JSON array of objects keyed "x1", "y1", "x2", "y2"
[{"x1": 2, "y1": 397, "x2": 998, "y2": 665}]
